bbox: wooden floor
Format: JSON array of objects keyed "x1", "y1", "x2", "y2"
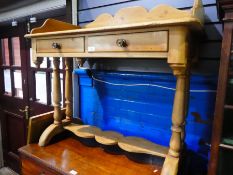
[{"x1": 20, "y1": 135, "x2": 164, "y2": 175}]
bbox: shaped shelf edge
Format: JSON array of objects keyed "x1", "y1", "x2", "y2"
[
  {"x1": 30, "y1": 18, "x2": 80, "y2": 34},
  {"x1": 64, "y1": 123, "x2": 168, "y2": 158}
]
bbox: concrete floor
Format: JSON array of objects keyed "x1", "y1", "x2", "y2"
[{"x1": 0, "y1": 167, "x2": 18, "y2": 175}]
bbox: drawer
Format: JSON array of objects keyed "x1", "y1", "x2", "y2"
[
  {"x1": 87, "y1": 31, "x2": 168, "y2": 52},
  {"x1": 21, "y1": 157, "x2": 59, "y2": 175},
  {"x1": 36, "y1": 37, "x2": 84, "y2": 53}
]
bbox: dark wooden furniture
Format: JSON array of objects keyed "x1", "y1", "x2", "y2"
[
  {"x1": 0, "y1": 14, "x2": 68, "y2": 173},
  {"x1": 19, "y1": 136, "x2": 161, "y2": 175},
  {"x1": 208, "y1": 1, "x2": 233, "y2": 175}
]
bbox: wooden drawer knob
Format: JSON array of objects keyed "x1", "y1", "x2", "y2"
[
  {"x1": 52, "y1": 42, "x2": 61, "y2": 49},
  {"x1": 116, "y1": 39, "x2": 127, "y2": 47}
]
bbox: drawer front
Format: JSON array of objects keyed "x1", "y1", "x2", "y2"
[
  {"x1": 87, "y1": 31, "x2": 168, "y2": 52},
  {"x1": 21, "y1": 157, "x2": 60, "y2": 175},
  {"x1": 37, "y1": 37, "x2": 84, "y2": 53}
]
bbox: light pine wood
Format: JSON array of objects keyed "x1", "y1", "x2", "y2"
[
  {"x1": 31, "y1": 18, "x2": 80, "y2": 34},
  {"x1": 38, "y1": 124, "x2": 64, "y2": 146},
  {"x1": 64, "y1": 124, "x2": 168, "y2": 157},
  {"x1": 64, "y1": 124, "x2": 101, "y2": 138},
  {"x1": 118, "y1": 136, "x2": 168, "y2": 158},
  {"x1": 31, "y1": 51, "x2": 168, "y2": 59},
  {"x1": 74, "y1": 125, "x2": 101, "y2": 138},
  {"x1": 168, "y1": 27, "x2": 189, "y2": 65},
  {"x1": 36, "y1": 57, "x2": 66, "y2": 146},
  {"x1": 53, "y1": 57, "x2": 62, "y2": 125},
  {"x1": 38, "y1": 119, "x2": 71, "y2": 146},
  {"x1": 31, "y1": 39, "x2": 44, "y2": 67},
  {"x1": 161, "y1": 64, "x2": 189, "y2": 175},
  {"x1": 25, "y1": 1, "x2": 204, "y2": 174},
  {"x1": 87, "y1": 31, "x2": 168, "y2": 53},
  {"x1": 64, "y1": 58, "x2": 73, "y2": 121},
  {"x1": 27, "y1": 110, "x2": 54, "y2": 144},
  {"x1": 95, "y1": 131, "x2": 123, "y2": 145},
  {"x1": 160, "y1": 156, "x2": 179, "y2": 175},
  {"x1": 84, "y1": 1, "x2": 202, "y2": 29},
  {"x1": 26, "y1": 20, "x2": 202, "y2": 39},
  {"x1": 25, "y1": 0, "x2": 203, "y2": 39},
  {"x1": 191, "y1": 0, "x2": 204, "y2": 25},
  {"x1": 36, "y1": 37, "x2": 84, "y2": 53},
  {"x1": 27, "y1": 109, "x2": 66, "y2": 144}
]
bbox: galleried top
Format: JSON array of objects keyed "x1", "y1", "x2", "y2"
[
  {"x1": 26, "y1": 0, "x2": 204, "y2": 37},
  {"x1": 84, "y1": 0, "x2": 204, "y2": 28}
]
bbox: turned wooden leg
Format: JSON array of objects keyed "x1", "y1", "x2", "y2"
[
  {"x1": 169, "y1": 69, "x2": 186, "y2": 158},
  {"x1": 38, "y1": 57, "x2": 64, "y2": 146},
  {"x1": 76, "y1": 58, "x2": 85, "y2": 68},
  {"x1": 53, "y1": 57, "x2": 62, "y2": 125},
  {"x1": 182, "y1": 66, "x2": 190, "y2": 147},
  {"x1": 73, "y1": 58, "x2": 84, "y2": 121},
  {"x1": 33, "y1": 57, "x2": 44, "y2": 68},
  {"x1": 65, "y1": 58, "x2": 73, "y2": 121},
  {"x1": 161, "y1": 64, "x2": 189, "y2": 175}
]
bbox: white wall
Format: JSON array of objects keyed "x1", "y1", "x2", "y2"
[{"x1": 0, "y1": 0, "x2": 66, "y2": 23}]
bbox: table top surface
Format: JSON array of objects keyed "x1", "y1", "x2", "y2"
[{"x1": 19, "y1": 136, "x2": 163, "y2": 175}]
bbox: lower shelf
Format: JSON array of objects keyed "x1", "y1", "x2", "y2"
[{"x1": 64, "y1": 123, "x2": 168, "y2": 158}]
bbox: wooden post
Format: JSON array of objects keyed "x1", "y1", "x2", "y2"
[
  {"x1": 74, "y1": 58, "x2": 84, "y2": 120},
  {"x1": 38, "y1": 57, "x2": 64, "y2": 146},
  {"x1": 169, "y1": 65, "x2": 187, "y2": 158},
  {"x1": 182, "y1": 65, "x2": 190, "y2": 146},
  {"x1": 53, "y1": 57, "x2": 62, "y2": 125},
  {"x1": 76, "y1": 58, "x2": 85, "y2": 68},
  {"x1": 161, "y1": 64, "x2": 188, "y2": 175},
  {"x1": 65, "y1": 58, "x2": 73, "y2": 121}
]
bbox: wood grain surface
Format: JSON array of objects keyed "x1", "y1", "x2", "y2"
[{"x1": 19, "y1": 137, "x2": 162, "y2": 175}]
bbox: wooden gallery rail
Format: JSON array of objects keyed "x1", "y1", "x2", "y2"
[{"x1": 24, "y1": 0, "x2": 204, "y2": 174}]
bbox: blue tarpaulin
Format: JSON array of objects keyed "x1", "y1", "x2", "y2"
[{"x1": 73, "y1": 69, "x2": 216, "y2": 158}]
